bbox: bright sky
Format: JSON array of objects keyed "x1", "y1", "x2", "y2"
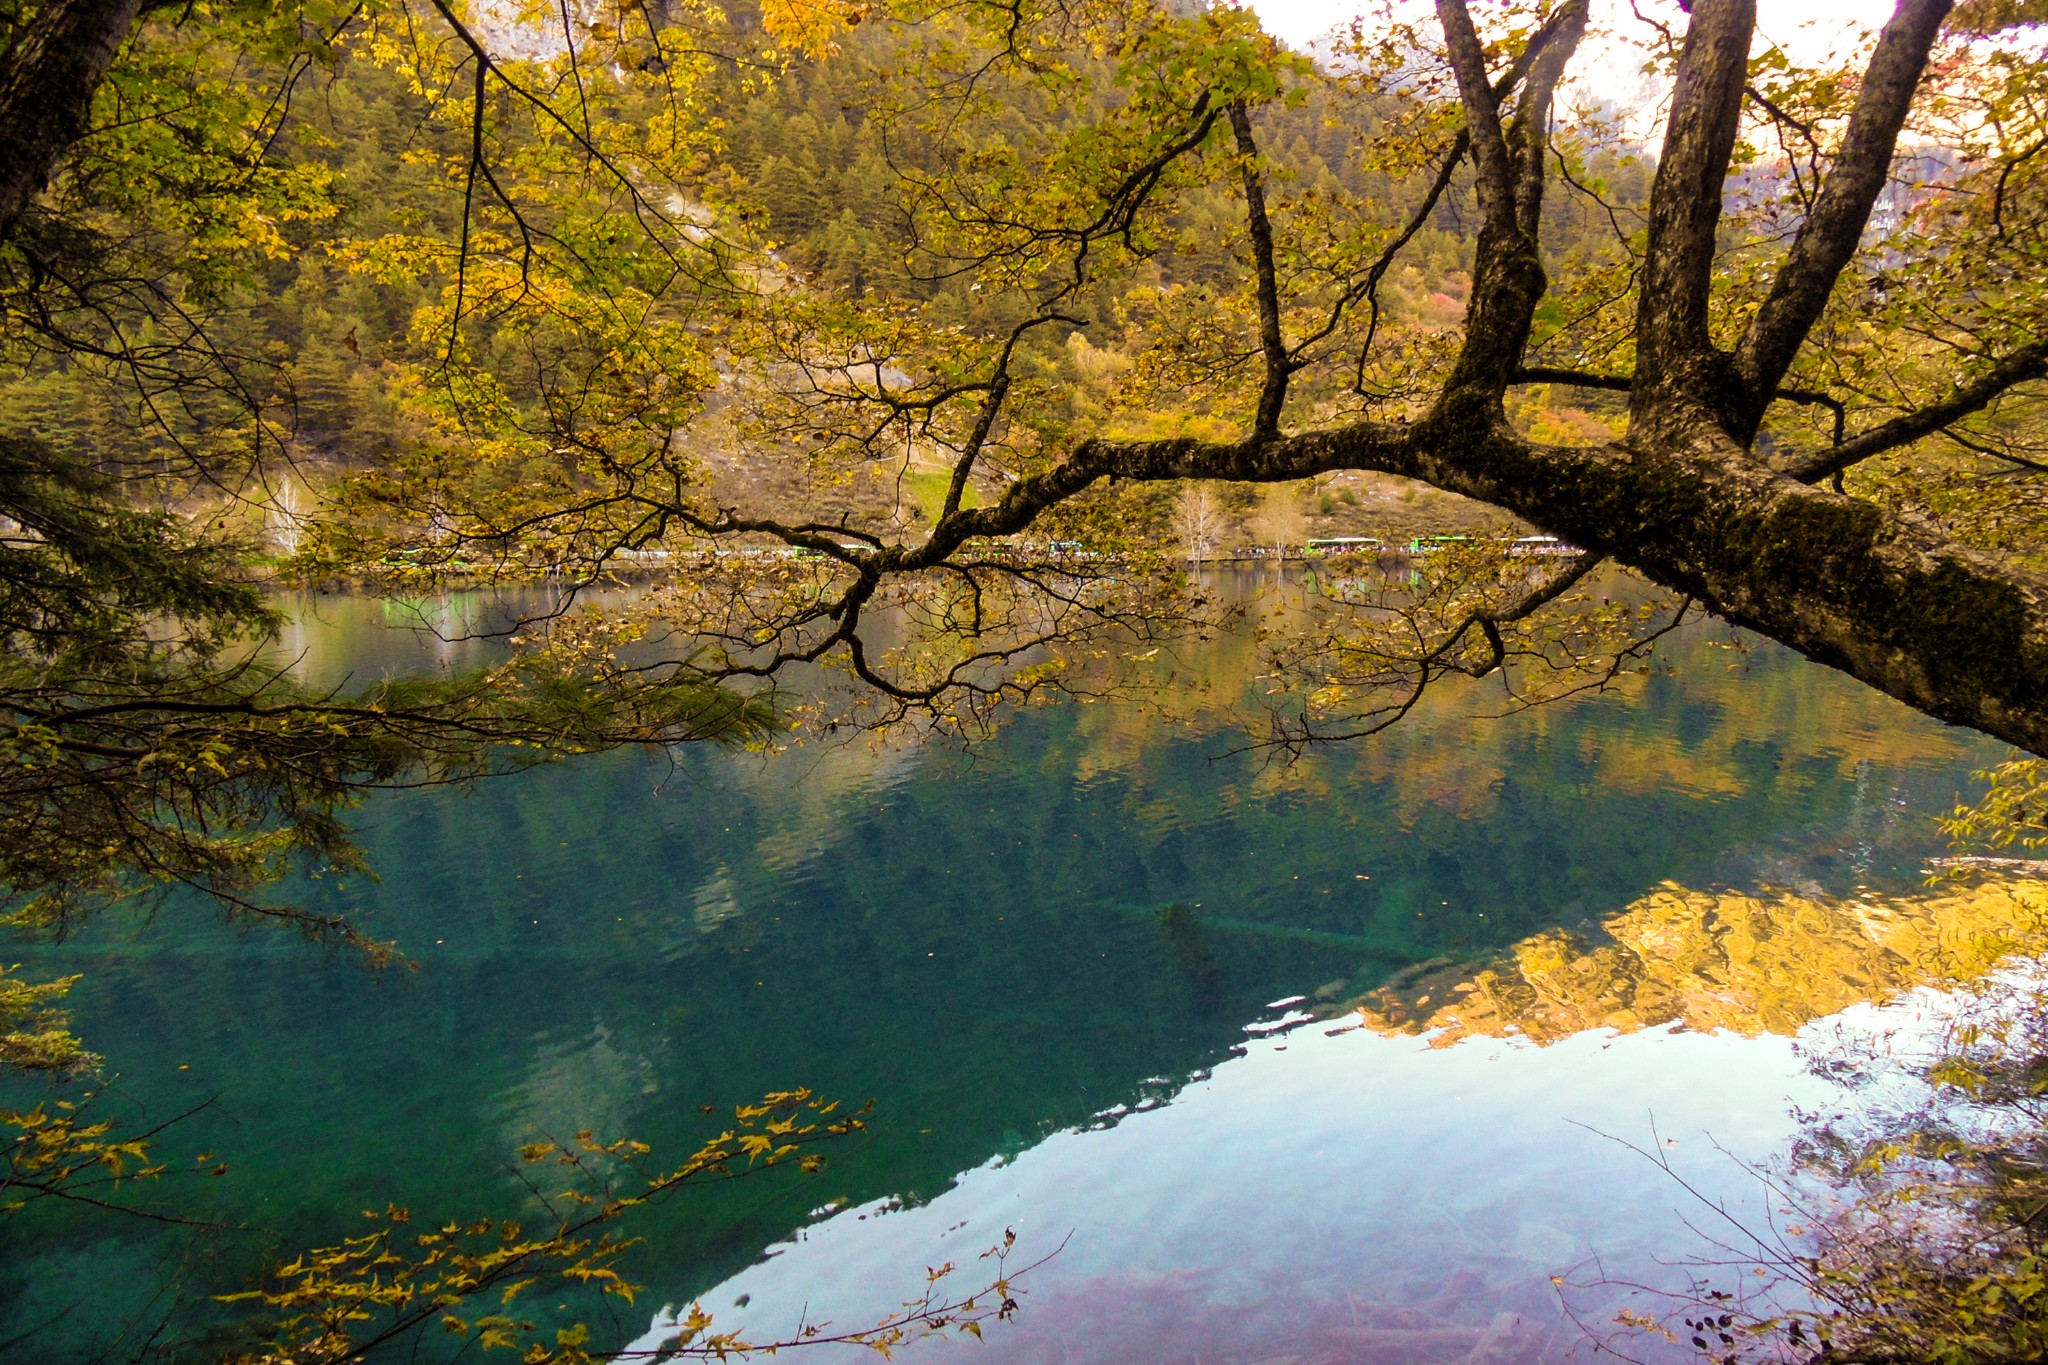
[{"x1": 1245, "y1": 0, "x2": 1888, "y2": 114}]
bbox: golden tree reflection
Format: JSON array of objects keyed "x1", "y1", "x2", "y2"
[{"x1": 1352, "y1": 878, "x2": 2048, "y2": 1045}]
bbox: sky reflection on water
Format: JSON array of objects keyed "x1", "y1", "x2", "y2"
[{"x1": 639, "y1": 1018, "x2": 1834, "y2": 1365}]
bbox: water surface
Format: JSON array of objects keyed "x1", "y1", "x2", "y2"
[{"x1": 0, "y1": 578, "x2": 2009, "y2": 1361}]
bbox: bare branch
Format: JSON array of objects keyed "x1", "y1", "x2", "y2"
[
  {"x1": 942, "y1": 311, "x2": 1084, "y2": 518},
  {"x1": 1342, "y1": 134, "x2": 1465, "y2": 391},
  {"x1": 1784, "y1": 338, "x2": 2048, "y2": 482}
]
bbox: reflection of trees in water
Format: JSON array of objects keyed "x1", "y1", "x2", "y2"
[
  {"x1": 1351, "y1": 877, "x2": 2048, "y2": 1044},
  {"x1": 1155, "y1": 904, "x2": 1225, "y2": 1017},
  {"x1": 1360, "y1": 874, "x2": 2048, "y2": 1361},
  {"x1": 18, "y1": 591, "x2": 2005, "y2": 1357},
  {"x1": 1064, "y1": 585, "x2": 1986, "y2": 901},
  {"x1": 1589, "y1": 953, "x2": 2048, "y2": 1363}
]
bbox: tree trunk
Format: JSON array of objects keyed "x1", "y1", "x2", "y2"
[{"x1": 0, "y1": 0, "x2": 147, "y2": 241}]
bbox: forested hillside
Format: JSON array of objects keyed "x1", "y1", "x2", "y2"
[{"x1": 0, "y1": 5, "x2": 1657, "y2": 558}]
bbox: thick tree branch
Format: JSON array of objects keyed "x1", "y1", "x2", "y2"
[
  {"x1": 1632, "y1": 0, "x2": 1754, "y2": 438},
  {"x1": 1513, "y1": 366, "x2": 1631, "y2": 392},
  {"x1": 1313, "y1": 8, "x2": 1576, "y2": 387},
  {"x1": 1228, "y1": 101, "x2": 1293, "y2": 438},
  {"x1": 1504, "y1": 0, "x2": 1586, "y2": 245},
  {"x1": 1429, "y1": 1, "x2": 1587, "y2": 400},
  {"x1": 1730, "y1": 0, "x2": 1952, "y2": 439},
  {"x1": 1432, "y1": 428, "x2": 2048, "y2": 760},
  {"x1": 1433, "y1": 1, "x2": 1514, "y2": 209},
  {"x1": 1441, "y1": 0, "x2": 1586, "y2": 405},
  {"x1": 0, "y1": 0, "x2": 148, "y2": 242},
  {"x1": 907, "y1": 421, "x2": 1416, "y2": 571},
  {"x1": 1513, "y1": 365, "x2": 1846, "y2": 435},
  {"x1": 897, "y1": 394, "x2": 2048, "y2": 756},
  {"x1": 1434, "y1": 0, "x2": 1537, "y2": 396}
]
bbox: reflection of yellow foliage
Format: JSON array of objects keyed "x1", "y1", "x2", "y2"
[
  {"x1": 1061, "y1": 575, "x2": 1977, "y2": 828},
  {"x1": 1355, "y1": 879, "x2": 2048, "y2": 1045}
]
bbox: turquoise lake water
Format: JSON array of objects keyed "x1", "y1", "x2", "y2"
[{"x1": 0, "y1": 578, "x2": 2009, "y2": 1362}]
